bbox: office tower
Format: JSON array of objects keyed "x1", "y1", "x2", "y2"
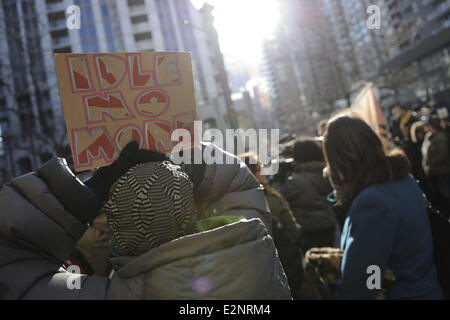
[
  {"x1": 382, "y1": 0, "x2": 450, "y2": 106},
  {"x1": 264, "y1": 0, "x2": 345, "y2": 134}
]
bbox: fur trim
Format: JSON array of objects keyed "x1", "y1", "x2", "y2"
[{"x1": 388, "y1": 149, "x2": 411, "y2": 180}]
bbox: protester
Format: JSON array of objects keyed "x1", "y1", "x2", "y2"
[
  {"x1": 390, "y1": 106, "x2": 416, "y2": 144},
  {"x1": 282, "y1": 138, "x2": 340, "y2": 253},
  {"x1": 0, "y1": 142, "x2": 291, "y2": 300},
  {"x1": 238, "y1": 152, "x2": 302, "y2": 245},
  {"x1": 238, "y1": 152, "x2": 304, "y2": 299},
  {"x1": 323, "y1": 115, "x2": 443, "y2": 299},
  {"x1": 398, "y1": 121, "x2": 426, "y2": 189},
  {"x1": 421, "y1": 114, "x2": 450, "y2": 214}
]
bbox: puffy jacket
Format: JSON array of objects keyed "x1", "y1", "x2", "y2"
[
  {"x1": 0, "y1": 158, "x2": 108, "y2": 299},
  {"x1": 0, "y1": 144, "x2": 290, "y2": 300},
  {"x1": 107, "y1": 219, "x2": 290, "y2": 299},
  {"x1": 75, "y1": 142, "x2": 274, "y2": 277}
]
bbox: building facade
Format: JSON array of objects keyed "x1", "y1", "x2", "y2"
[
  {"x1": 324, "y1": 0, "x2": 450, "y2": 108},
  {"x1": 381, "y1": 0, "x2": 450, "y2": 107},
  {"x1": 0, "y1": 0, "x2": 232, "y2": 182},
  {"x1": 325, "y1": 0, "x2": 390, "y2": 101}
]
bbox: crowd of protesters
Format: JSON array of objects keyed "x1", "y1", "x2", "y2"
[
  {"x1": 0, "y1": 103, "x2": 449, "y2": 300},
  {"x1": 391, "y1": 105, "x2": 450, "y2": 214}
]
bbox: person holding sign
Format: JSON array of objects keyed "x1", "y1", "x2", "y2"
[
  {"x1": 0, "y1": 51, "x2": 291, "y2": 300},
  {"x1": 0, "y1": 140, "x2": 291, "y2": 300}
]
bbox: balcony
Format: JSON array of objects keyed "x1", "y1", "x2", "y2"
[
  {"x1": 129, "y1": 5, "x2": 147, "y2": 16},
  {"x1": 135, "y1": 40, "x2": 154, "y2": 51},
  {"x1": 132, "y1": 22, "x2": 150, "y2": 34},
  {"x1": 48, "y1": 18, "x2": 66, "y2": 30},
  {"x1": 52, "y1": 35, "x2": 70, "y2": 48},
  {"x1": 46, "y1": 1, "x2": 65, "y2": 13}
]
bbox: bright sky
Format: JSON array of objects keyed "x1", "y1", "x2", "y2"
[{"x1": 191, "y1": 0, "x2": 280, "y2": 76}]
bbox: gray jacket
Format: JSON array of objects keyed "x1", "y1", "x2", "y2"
[
  {"x1": 108, "y1": 219, "x2": 290, "y2": 299},
  {"x1": 0, "y1": 145, "x2": 289, "y2": 300},
  {"x1": 0, "y1": 158, "x2": 108, "y2": 299}
]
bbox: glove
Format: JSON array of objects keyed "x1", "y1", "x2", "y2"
[
  {"x1": 85, "y1": 142, "x2": 169, "y2": 210},
  {"x1": 305, "y1": 247, "x2": 343, "y2": 291},
  {"x1": 306, "y1": 247, "x2": 396, "y2": 299}
]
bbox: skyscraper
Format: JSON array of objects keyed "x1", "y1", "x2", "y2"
[
  {"x1": 326, "y1": 0, "x2": 450, "y2": 107},
  {"x1": 264, "y1": 0, "x2": 345, "y2": 134},
  {"x1": 381, "y1": 0, "x2": 450, "y2": 106},
  {"x1": 325, "y1": 0, "x2": 390, "y2": 102}
]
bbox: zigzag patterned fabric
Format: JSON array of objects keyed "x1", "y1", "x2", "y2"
[{"x1": 103, "y1": 161, "x2": 197, "y2": 256}]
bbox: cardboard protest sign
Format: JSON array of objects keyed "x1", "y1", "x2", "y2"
[
  {"x1": 349, "y1": 83, "x2": 394, "y2": 151},
  {"x1": 54, "y1": 52, "x2": 197, "y2": 171}
]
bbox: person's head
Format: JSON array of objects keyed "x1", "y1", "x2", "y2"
[
  {"x1": 323, "y1": 116, "x2": 410, "y2": 206},
  {"x1": 292, "y1": 138, "x2": 324, "y2": 165},
  {"x1": 436, "y1": 104, "x2": 450, "y2": 129},
  {"x1": 103, "y1": 161, "x2": 197, "y2": 256},
  {"x1": 238, "y1": 152, "x2": 266, "y2": 184},
  {"x1": 410, "y1": 121, "x2": 426, "y2": 143},
  {"x1": 425, "y1": 114, "x2": 441, "y2": 132}
]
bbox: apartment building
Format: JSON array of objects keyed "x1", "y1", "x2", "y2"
[{"x1": 0, "y1": 0, "x2": 232, "y2": 182}]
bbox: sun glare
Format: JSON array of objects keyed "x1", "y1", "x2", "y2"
[{"x1": 192, "y1": 0, "x2": 280, "y2": 62}]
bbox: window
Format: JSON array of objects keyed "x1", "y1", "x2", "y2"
[{"x1": 0, "y1": 117, "x2": 10, "y2": 136}]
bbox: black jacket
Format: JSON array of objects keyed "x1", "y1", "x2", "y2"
[{"x1": 282, "y1": 162, "x2": 339, "y2": 252}]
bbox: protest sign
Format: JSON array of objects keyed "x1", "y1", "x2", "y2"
[
  {"x1": 54, "y1": 52, "x2": 197, "y2": 171},
  {"x1": 350, "y1": 83, "x2": 394, "y2": 151}
]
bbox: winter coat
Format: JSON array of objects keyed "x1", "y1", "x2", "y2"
[
  {"x1": 0, "y1": 145, "x2": 290, "y2": 300},
  {"x1": 282, "y1": 162, "x2": 339, "y2": 252},
  {"x1": 75, "y1": 142, "x2": 274, "y2": 277},
  {"x1": 335, "y1": 175, "x2": 443, "y2": 300},
  {"x1": 422, "y1": 130, "x2": 450, "y2": 177},
  {"x1": 264, "y1": 186, "x2": 304, "y2": 300},
  {"x1": 0, "y1": 158, "x2": 108, "y2": 299},
  {"x1": 108, "y1": 218, "x2": 291, "y2": 299},
  {"x1": 399, "y1": 140, "x2": 425, "y2": 186},
  {"x1": 264, "y1": 186, "x2": 301, "y2": 246}
]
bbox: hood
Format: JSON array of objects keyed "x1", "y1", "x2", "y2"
[{"x1": 107, "y1": 219, "x2": 291, "y2": 300}]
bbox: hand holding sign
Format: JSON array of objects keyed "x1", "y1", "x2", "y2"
[{"x1": 55, "y1": 52, "x2": 197, "y2": 171}]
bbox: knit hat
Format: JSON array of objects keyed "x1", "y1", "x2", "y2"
[{"x1": 103, "y1": 161, "x2": 197, "y2": 256}]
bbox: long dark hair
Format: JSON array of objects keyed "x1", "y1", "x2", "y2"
[{"x1": 323, "y1": 116, "x2": 411, "y2": 206}]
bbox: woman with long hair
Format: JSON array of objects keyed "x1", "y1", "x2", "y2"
[{"x1": 323, "y1": 115, "x2": 442, "y2": 299}]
